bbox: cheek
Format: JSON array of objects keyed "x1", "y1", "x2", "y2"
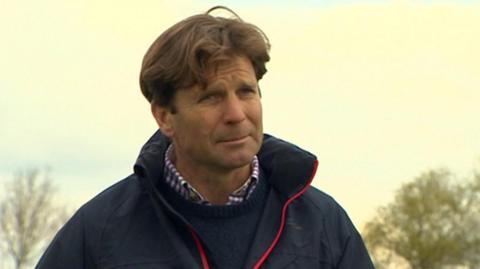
[
  {"x1": 252, "y1": 102, "x2": 263, "y2": 127},
  {"x1": 184, "y1": 113, "x2": 217, "y2": 138}
]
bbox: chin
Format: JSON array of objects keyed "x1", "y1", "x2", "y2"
[
  {"x1": 224, "y1": 152, "x2": 257, "y2": 168},
  {"x1": 215, "y1": 141, "x2": 260, "y2": 168}
]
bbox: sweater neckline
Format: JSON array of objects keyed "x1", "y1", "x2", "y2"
[{"x1": 159, "y1": 170, "x2": 269, "y2": 219}]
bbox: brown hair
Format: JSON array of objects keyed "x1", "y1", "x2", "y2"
[{"x1": 139, "y1": 6, "x2": 271, "y2": 110}]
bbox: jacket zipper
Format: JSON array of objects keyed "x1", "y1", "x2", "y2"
[{"x1": 189, "y1": 160, "x2": 319, "y2": 269}]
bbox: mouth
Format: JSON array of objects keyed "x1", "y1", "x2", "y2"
[{"x1": 218, "y1": 135, "x2": 249, "y2": 144}]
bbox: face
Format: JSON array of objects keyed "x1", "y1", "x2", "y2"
[{"x1": 152, "y1": 55, "x2": 263, "y2": 175}]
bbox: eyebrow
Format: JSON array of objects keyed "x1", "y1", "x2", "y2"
[
  {"x1": 238, "y1": 81, "x2": 257, "y2": 89},
  {"x1": 205, "y1": 80, "x2": 257, "y2": 91}
]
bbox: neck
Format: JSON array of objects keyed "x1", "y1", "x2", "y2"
[{"x1": 172, "y1": 153, "x2": 252, "y2": 205}]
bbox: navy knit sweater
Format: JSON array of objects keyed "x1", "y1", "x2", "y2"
[{"x1": 160, "y1": 172, "x2": 269, "y2": 269}]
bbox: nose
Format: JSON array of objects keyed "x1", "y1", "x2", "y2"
[{"x1": 223, "y1": 95, "x2": 246, "y2": 124}]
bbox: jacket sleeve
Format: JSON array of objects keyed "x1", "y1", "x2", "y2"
[
  {"x1": 35, "y1": 209, "x2": 97, "y2": 269},
  {"x1": 329, "y1": 206, "x2": 375, "y2": 269},
  {"x1": 335, "y1": 226, "x2": 375, "y2": 268}
]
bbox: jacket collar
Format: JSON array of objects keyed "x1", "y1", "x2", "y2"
[
  {"x1": 134, "y1": 130, "x2": 317, "y2": 199},
  {"x1": 259, "y1": 134, "x2": 317, "y2": 198}
]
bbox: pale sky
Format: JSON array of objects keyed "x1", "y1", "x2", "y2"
[{"x1": 1, "y1": 0, "x2": 479, "y2": 230}]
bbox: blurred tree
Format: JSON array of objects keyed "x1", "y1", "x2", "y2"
[
  {"x1": 0, "y1": 168, "x2": 68, "y2": 269},
  {"x1": 464, "y1": 170, "x2": 480, "y2": 268},
  {"x1": 363, "y1": 168, "x2": 480, "y2": 269}
]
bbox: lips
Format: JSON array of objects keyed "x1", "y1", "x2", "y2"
[
  {"x1": 221, "y1": 135, "x2": 247, "y2": 142},
  {"x1": 218, "y1": 134, "x2": 249, "y2": 143}
]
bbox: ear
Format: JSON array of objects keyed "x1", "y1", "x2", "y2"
[{"x1": 151, "y1": 104, "x2": 175, "y2": 137}]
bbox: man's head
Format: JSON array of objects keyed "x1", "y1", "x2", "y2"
[
  {"x1": 139, "y1": 6, "x2": 270, "y2": 112},
  {"x1": 141, "y1": 7, "x2": 270, "y2": 176}
]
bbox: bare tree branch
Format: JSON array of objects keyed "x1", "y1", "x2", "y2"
[{"x1": 0, "y1": 168, "x2": 69, "y2": 269}]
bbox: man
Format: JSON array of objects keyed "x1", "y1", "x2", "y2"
[{"x1": 37, "y1": 6, "x2": 374, "y2": 269}]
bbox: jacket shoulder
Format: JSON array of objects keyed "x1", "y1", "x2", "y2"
[
  {"x1": 81, "y1": 174, "x2": 143, "y2": 221},
  {"x1": 36, "y1": 174, "x2": 144, "y2": 269},
  {"x1": 301, "y1": 187, "x2": 348, "y2": 219},
  {"x1": 300, "y1": 186, "x2": 357, "y2": 238},
  {"x1": 295, "y1": 187, "x2": 374, "y2": 268}
]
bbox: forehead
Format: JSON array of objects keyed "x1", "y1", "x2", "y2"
[
  {"x1": 203, "y1": 56, "x2": 257, "y2": 86},
  {"x1": 175, "y1": 55, "x2": 258, "y2": 100}
]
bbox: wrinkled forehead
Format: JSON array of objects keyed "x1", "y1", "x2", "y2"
[{"x1": 200, "y1": 55, "x2": 258, "y2": 88}]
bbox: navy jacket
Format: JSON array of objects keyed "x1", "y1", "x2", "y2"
[{"x1": 36, "y1": 132, "x2": 374, "y2": 268}]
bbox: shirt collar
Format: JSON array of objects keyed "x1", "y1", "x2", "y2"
[{"x1": 163, "y1": 144, "x2": 260, "y2": 205}]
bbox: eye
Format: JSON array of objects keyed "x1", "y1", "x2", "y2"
[
  {"x1": 238, "y1": 86, "x2": 257, "y2": 97},
  {"x1": 199, "y1": 93, "x2": 222, "y2": 104}
]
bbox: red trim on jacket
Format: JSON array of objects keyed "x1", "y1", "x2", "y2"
[
  {"x1": 190, "y1": 228, "x2": 211, "y2": 269},
  {"x1": 189, "y1": 160, "x2": 318, "y2": 269},
  {"x1": 253, "y1": 160, "x2": 319, "y2": 269}
]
